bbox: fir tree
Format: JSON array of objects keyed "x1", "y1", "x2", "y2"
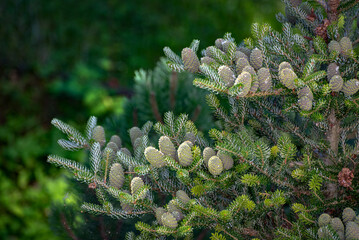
[{"x1": 49, "y1": 1, "x2": 359, "y2": 239}]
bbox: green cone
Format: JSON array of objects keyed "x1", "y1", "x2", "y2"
[
  {"x1": 318, "y1": 213, "x2": 331, "y2": 227},
  {"x1": 342, "y1": 79, "x2": 359, "y2": 96},
  {"x1": 182, "y1": 47, "x2": 200, "y2": 73},
  {"x1": 107, "y1": 142, "x2": 119, "y2": 154},
  {"x1": 215, "y1": 38, "x2": 225, "y2": 50},
  {"x1": 208, "y1": 156, "x2": 223, "y2": 176},
  {"x1": 278, "y1": 61, "x2": 293, "y2": 72},
  {"x1": 159, "y1": 136, "x2": 176, "y2": 159},
  {"x1": 184, "y1": 132, "x2": 196, "y2": 144},
  {"x1": 129, "y1": 127, "x2": 143, "y2": 146},
  {"x1": 235, "y1": 51, "x2": 248, "y2": 61},
  {"x1": 257, "y1": 67, "x2": 272, "y2": 91},
  {"x1": 327, "y1": 63, "x2": 340, "y2": 81},
  {"x1": 109, "y1": 163, "x2": 125, "y2": 189},
  {"x1": 330, "y1": 218, "x2": 344, "y2": 233},
  {"x1": 161, "y1": 212, "x2": 178, "y2": 229},
  {"x1": 328, "y1": 40, "x2": 341, "y2": 54},
  {"x1": 298, "y1": 96, "x2": 312, "y2": 111},
  {"x1": 236, "y1": 57, "x2": 250, "y2": 74},
  {"x1": 249, "y1": 48, "x2": 263, "y2": 70},
  {"x1": 218, "y1": 65, "x2": 235, "y2": 87},
  {"x1": 298, "y1": 86, "x2": 313, "y2": 100},
  {"x1": 343, "y1": 208, "x2": 356, "y2": 223},
  {"x1": 203, "y1": 147, "x2": 216, "y2": 167},
  {"x1": 340, "y1": 37, "x2": 353, "y2": 57},
  {"x1": 279, "y1": 68, "x2": 297, "y2": 89},
  {"x1": 155, "y1": 207, "x2": 166, "y2": 225},
  {"x1": 131, "y1": 177, "x2": 145, "y2": 197},
  {"x1": 346, "y1": 221, "x2": 359, "y2": 240},
  {"x1": 144, "y1": 146, "x2": 166, "y2": 168},
  {"x1": 178, "y1": 142, "x2": 193, "y2": 167},
  {"x1": 92, "y1": 126, "x2": 106, "y2": 146},
  {"x1": 329, "y1": 75, "x2": 344, "y2": 92},
  {"x1": 205, "y1": 46, "x2": 216, "y2": 58},
  {"x1": 110, "y1": 135, "x2": 122, "y2": 148},
  {"x1": 235, "y1": 71, "x2": 252, "y2": 96},
  {"x1": 176, "y1": 190, "x2": 190, "y2": 204},
  {"x1": 201, "y1": 56, "x2": 216, "y2": 65},
  {"x1": 120, "y1": 147, "x2": 132, "y2": 157},
  {"x1": 217, "y1": 150, "x2": 233, "y2": 170}
]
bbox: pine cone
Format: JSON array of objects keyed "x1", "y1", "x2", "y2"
[
  {"x1": 107, "y1": 141, "x2": 119, "y2": 153},
  {"x1": 161, "y1": 212, "x2": 178, "y2": 229},
  {"x1": 318, "y1": 213, "x2": 332, "y2": 227},
  {"x1": 235, "y1": 50, "x2": 248, "y2": 61},
  {"x1": 314, "y1": 19, "x2": 330, "y2": 41},
  {"x1": 298, "y1": 86, "x2": 313, "y2": 100},
  {"x1": 218, "y1": 65, "x2": 235, "y2": 87},
  {"x1": 278, "y1": 61, "x2": 293, "y2": 72},
  {"x1": 355, "y1": 216, "x2": 359, "y2": 225},
  {"x1": 110, "y1": 135, "x2": 122, "y2": 148},
  {"x1": 129, "y1": 127, "x2": 143, "y2": 146},
  {"x1": 338, "y1": 168, "x2": 354, "y2": 188},
  {"x1": 178, "y1": 142, "x2": 193, "y2": 167},
  {"x1": 167, "y1": 200, "x2": 180, "y2": 213},
  {"x1": 317, "y1": 227, "x2": 331, "y2": 239},
  {"x1": 342, "y1": 79, "x2": 359, "y2": 96},
  {"x1": 181, "y1": 47, "x2": 200, "y2": 73},
  {"x1": 329, "y1": 75, "x2": 344, "y2": 92},
  {"x1": 279, "y1": 68, "x2": 297, "y2": 89},
  {"x1": 236, "y1": 57, "x2": 250, "y2": 74},
  {"x1": 201, "y1": 56, "x2": 216, "y2": 65},
  {"x1": 346, "y1": 221, "x2": 359, "y2": 240},
  {"x1": 144, "y1": 146, "x2": 166, "y2": 168},
  {"x1": 328, "y1": 40, "x2": 342, "y2": 54},
  {"x1": 343, "y1": 208, "x2": 356, "y2": 223},
  {"x1": 203, "y1": 147, "x2": 216, "y2": 167},
  {"x1": 109, "y1": 163, "x2": 125, "y2": 189},
  {"x1": 159, "y1": 136, "x2": 176, "y2": 159},
  {"x1": 217, "y1": 150, "x2": 234, "y2": 170},
  {"x1": 131, "y1": 177, "x2": 145, "y2": 197},
  {"x1": 340, "y1": 37, "x2": 353, "y2": 57},
  {"x1": 120, "y1": 147, "x2": 132, "y2": 156},
  {"x1": 330, "y1": 217, "x2": 344, "y2": 233},
  {"x1": 92, "y1": 125, "x2": 106, "y2": 146},
  {"x1": 176, "y1": 190, "x2": 191, "y2": 204},
  {"x1": 257, "y1": 67, "x2": 272, "y2": 91},
  {"x1": 328, "y1": 0, "x2": 340, "y2": 22},
  {"x1": 235, "y1": 71, "x2": 252, "y2": 96},
  {"x1": 155, "y1": 207, "x2": 166, "y2": 225},
  {"x1": 215, "y1": 38, "x2": 225, "y2": 50},
  {"x1": 298, "y1": 96, "x2": 313, "y2": 111},
  {"x1": 327, "y1": 63, "x2": 340, "y2": 81},
  {"x1": 171, "y1": 211, "x2": 184, "y2": 221},
  {"x1": 208, "y1": 156, "x2": 224, "y2": 176},
  {"x1": 133, "y1": 138, "x2": 142, "y2": 150},
  {"x1": 250, "y1": 48, "x2": 263, "y2": 70},
  {"x1": 205, "y1": 46, "x2": 216, "y2": 58}
]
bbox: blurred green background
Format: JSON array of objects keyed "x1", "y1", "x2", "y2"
[{"x1": 0, "y1": 0, "x2": 281, "y2": 239}]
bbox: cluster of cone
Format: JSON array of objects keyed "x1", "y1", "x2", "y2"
[
  {"x1": 317, "y1": 208, "x2": 359, "y2": 240},
  {"x1": 155, "y1": 190, "x2": 191, "y2": 229},
  {"x1": 203, "y1": 147, "x2": 234, "y2": 176},
  {"x1": 328, "y1": 37, "x2": 354, "y2": 58},
  {"x1": 181, "y1": 38, "x2": 273, "y2": 95},
  {"x1": 145, "y1": 134, "x2": 233, "y2": 177},
  {"x1": 92, "y1": 126, "x2": 148, "y2": 211},
  {"x1": 144, "y1": 133, "x2": 196, "y2": 168},
  {"x1": 328, "y1": 62, "x2": 359, "y2": 96},
  {"x1": 277, "y1": 61, "x2": 314, "y2": 111}
]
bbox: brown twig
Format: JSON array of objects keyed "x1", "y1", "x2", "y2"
[
  {"x1": 149, "y1": 91, "x2": 163, "y2": 123},
  {"x1": 169, "y1": 71, "x2": 177, "y2": 109},
  {"x1": 60, "y1": 213, "x2": 78, "y2": 240}
]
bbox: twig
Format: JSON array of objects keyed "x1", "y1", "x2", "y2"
[
  {"x1": 149, "y1": 91, "x2": 163, "y2": 123},
  {"x1": 60, "y1": 213, "x2": 78, "y2": 240}
]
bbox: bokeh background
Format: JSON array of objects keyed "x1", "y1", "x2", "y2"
[{"x1": 0, "y1": 0, "x2": 281, "y2": 239}]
